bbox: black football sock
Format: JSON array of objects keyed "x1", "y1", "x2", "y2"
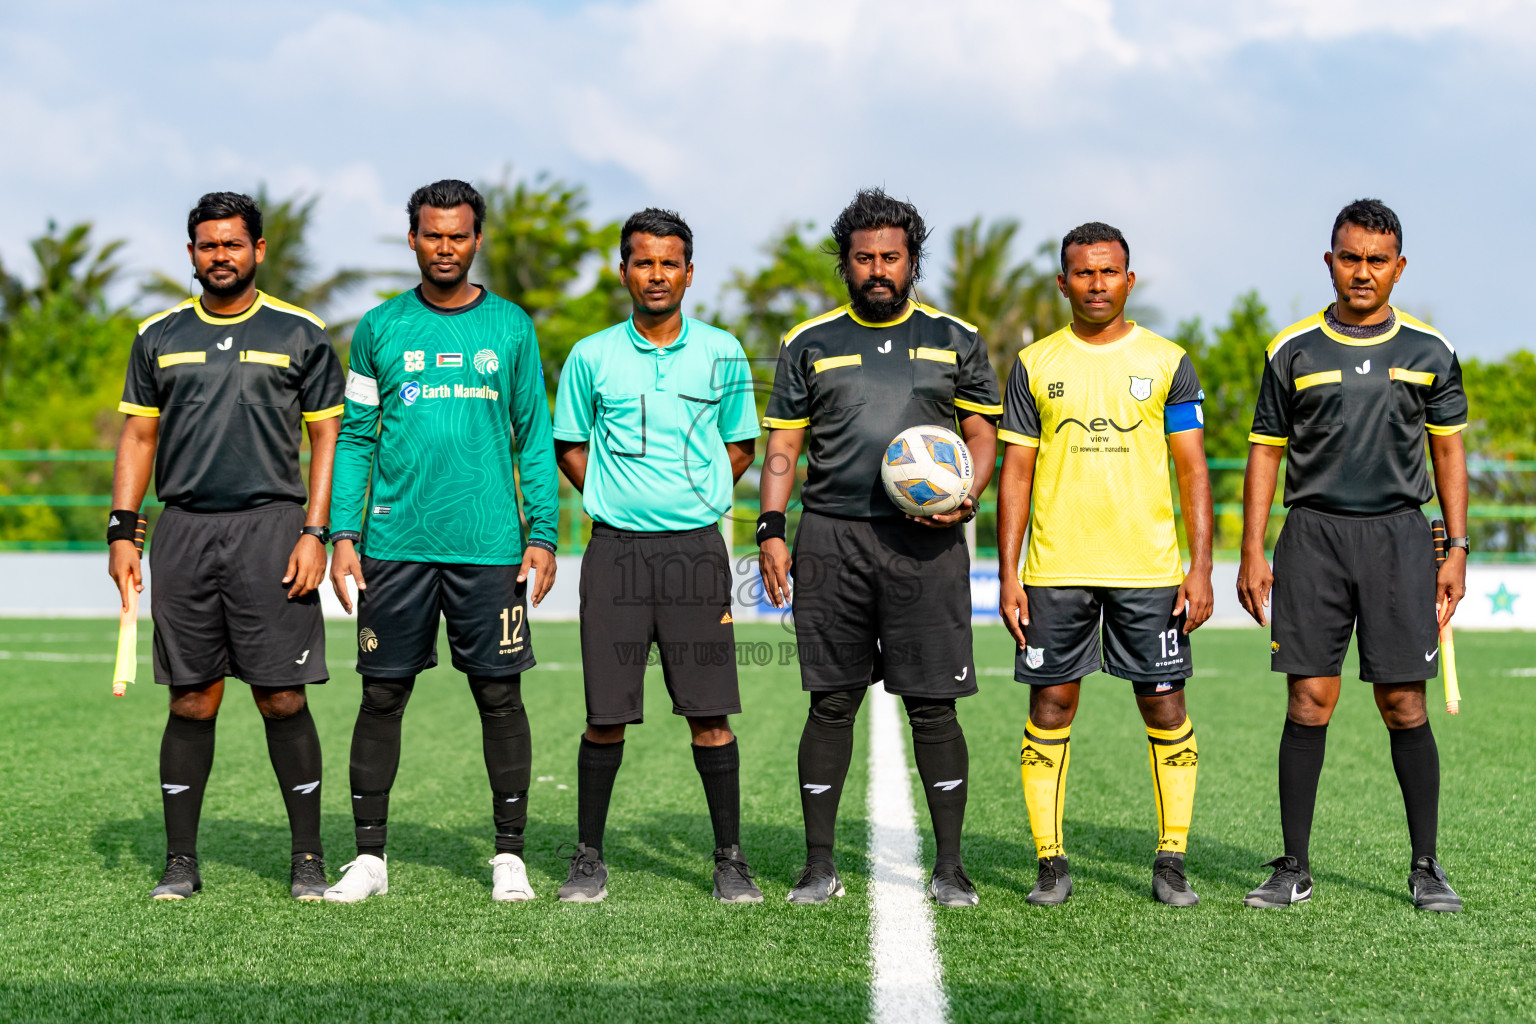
[
  {"x1": 470, "y1": 675, "x2": 532, "y2": 855},
  {"x1": 1278, "y1": 719, "x2": 1328, "y2": 872},
  {"x1": 799, "y1": 689, "x2": 864, "y2": 863},
  {"x1": 1389, "y1": 722, "x2": 1440, "y2": 864},
  {"x1": 692, "y1": 738, "x2": 741, "y2": 851},
  {"x1": 261, "y1": 703, "x2": 324, "y2": 855},
  {"x1": 350, "y1": 677, "x2": 415, "y2": 858},
  {"x1": 906, "y1": 698, "x2": 969, "y2": 867},
  {"x1": 577, "y1": 736, "x2": 625, "y2": 857},
  {"x1": 160, "y1": 713, "x2": 217, "y2": 857}
]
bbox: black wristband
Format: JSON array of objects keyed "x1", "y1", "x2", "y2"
[
  {"x1": 756, "y1": 510, "x2": 787, "y2": 545},
  {"x1": 331, "y1": 530, "x2": 361, "y2": 545},
  {"x1": 301, "y1": 525, "x2": 330, "y2": 544},
  {"x1": 526, "y1": 538, "x2": 557, "y2": 555},
  {"x1": 107, "y1": 510, "x2": 141, "y2": 545}
]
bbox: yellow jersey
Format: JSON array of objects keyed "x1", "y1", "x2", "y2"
[{"x1": 998, "y1": 323, "x2": 1204, "y2": 587}]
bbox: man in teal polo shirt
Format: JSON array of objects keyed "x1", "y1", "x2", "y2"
[{"x1": 553, "y1": 209, "x2": 762, "y2": 903}]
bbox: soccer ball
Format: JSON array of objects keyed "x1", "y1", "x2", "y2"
[{"x1": 880, "y1": 424, "x2": 974, "y2": 516}]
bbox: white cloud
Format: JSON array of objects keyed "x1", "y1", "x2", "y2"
[{"x1": 1, "y1": 0, "x2": 1533, "y2": 352}]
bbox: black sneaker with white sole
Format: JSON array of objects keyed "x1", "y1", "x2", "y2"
[
  {"x1": 291, "y1": 852, "x2": 328, "y2": 901},
  {"x1": 557, "y1": 843, "x2": 609, "y2": 903},
  {"x1": 712, "y1": 846, "x2": 763, "y2": 903},
  {"x1": 786, "y1": 859, "x2": 845, "y2": 904},
  {"x1": 151, "y1": 854, "x2": 202, "y2": 900},
  {"x1": 1152, "y1": 852, "x2": 1199, "y2": 907},
  {"x1": 1244, "y1": 855, "x2": 1313, "y2": 908},
  {"x1": 1026, "y1": 855, "x2": 1072, "y2": 906},
  {"x1": 1409, "y1": 856, "x2": 1462, "y2": 912},
  {"x1": 927, "y1": 862, "x2": 979, "y2": 907}
]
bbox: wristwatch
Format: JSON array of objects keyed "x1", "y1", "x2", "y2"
[
  {"x1": 301, "y1": 526, "x2": 331, "y2": 544},
  {"x1": 1447, "y1": 536, "x2": 1470, "y2": 553}
]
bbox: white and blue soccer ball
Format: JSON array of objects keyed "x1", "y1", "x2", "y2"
[{"x1": 880, "y1": 424, "x2": 974, "y2": 516}]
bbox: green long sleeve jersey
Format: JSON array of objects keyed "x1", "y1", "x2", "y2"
[{"x1": 332, "y1": 286, "x2": 559, "y2": 564}]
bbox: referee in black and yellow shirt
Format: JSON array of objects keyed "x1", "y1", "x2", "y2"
[
  {"x1": 1238, "y1": 199, "x2": 1467, "y2": 912},
  {"x1": 109, "y1": 192, "x2": 345, "y2": 902}
]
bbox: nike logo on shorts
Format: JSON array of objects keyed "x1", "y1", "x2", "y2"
[{"x1": 1425, "y1": 650, "x2": 1438, "y2": 661}]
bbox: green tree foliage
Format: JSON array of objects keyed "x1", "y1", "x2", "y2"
[
  {"x1": 941, "y1": 217, "x2": 1067, "y2": 382},
  {"x1": 717, "y1": 223, "x2": 844, "y2": 361},
  {"x1": 473, "y1": 173, "x2": 628, "y2": 393},
  {"x1": 1461, "y1": 350, "x2": 1536, "y2": 554},
  {"x1": 143, "y1": 185, "x2": 370, "y2": 328},
  {"x1": 0, "y1": 222, "x2": 135, "y2": 541},
  {"x1": 1176, "y1": 292, "x2": 1274, "y2": 463},
  {"x1": 1174, "y1": 292, "x2": 1275, "y2": 549}
]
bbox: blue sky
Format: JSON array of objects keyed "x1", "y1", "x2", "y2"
[{"x1": 3, "y1": 0, "x2": 1533, "y2": 355}]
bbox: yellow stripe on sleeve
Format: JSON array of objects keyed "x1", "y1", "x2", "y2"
[
  {"x1": 1248, "y1": 433, "x2": 1288, "y2": 446},
  {"x1": 1389, "y1": 367, "x2": 1436, "y2": 386},
  {"x1": 955, "y1": 398, "x2": 1004, "y2": 416},
  {"x1": 157, "y1": 351, "x2": 206, "y2": 368},
  {"x1": 998, "y1": 428, "x2": 1039, "y2": 448},
  {"x1": 302, "y1": 404, "x2": 345, "y2": 422},
  {"x1": 1293, "y1": 370, "x2": 1342, "y2": 391},
  {"x1": 1426, "y1": 422, "x2": 1467, "y2": 436},
  {"x1": 118, "y1": 401, "x2": 160, "y2": 417},
  {"x1": 762, "y1": 416, "x2": 810, "y2": 429}
]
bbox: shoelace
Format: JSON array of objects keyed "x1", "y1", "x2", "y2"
[
  {"x1": 1038, "y1": 861, "x2": 1062, "y2": 890},
  {"x1": 938, "y1": 866, "x2": 975, "y2": 893},
  {"x1": 794, "y1": 863, "x2": 833, "y2": 888},
  {"x1": 1154, "y1": 863, "x2": 1188, "y2": 892},
  {"x1": 162, "y1": 855, "x2": 197, "y2": 880},
  {"x1": 718, "y1": 857, "x2": 754, "y2": 882},
  {"x1": 557, "y1": 844, "x2": 601, "y2": 878}
]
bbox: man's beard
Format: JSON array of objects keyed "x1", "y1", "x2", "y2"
[
  {"x1": 426, "y1": 261, "x2": 470, "y2": 290},
  {"x1": 195, "y1": 263, "x2": 257, "y2": 299},
  {"x1": 848, "y1": 273, "x2": 911, "y2": 323}
]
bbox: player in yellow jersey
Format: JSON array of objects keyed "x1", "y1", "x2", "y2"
[{"x1": 996, "y1": 222, "x2": 1214, "y2": 906}]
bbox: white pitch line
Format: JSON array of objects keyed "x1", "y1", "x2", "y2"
[{"x1": 867, "y1": 681, "x2": 949, "y2": 1024}]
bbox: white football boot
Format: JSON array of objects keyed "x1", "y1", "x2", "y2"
[
  {"x1": 323, "y1": 854, "x2": 388, "y2": 903},
  {"x1": 490, "y1": 853, "x2": 536, "y2": 902}
]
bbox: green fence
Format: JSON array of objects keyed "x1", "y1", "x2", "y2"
[{"x1": 4, "y1": 451, "x2": 1535, "y2": 561}]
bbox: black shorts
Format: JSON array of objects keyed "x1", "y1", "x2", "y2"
[
  {"x1": 1014, "y1": 585, "x2": 1190, "y2": 695},
  {"x1": 789, "y1": 510, "x2": 976, "y2": 699},
  {"x1": 579, "y1": 524, "x2": 740, "y2": 725},
  {"x1": 1271, "y1": 506, "x2": 1439, "y2": 683},
  {"x1": 356, "y1": 558, "x2": 535, "y2": 678},
  {"x1": 148, "y1": 502, "x2": 327, "y2": 688}
]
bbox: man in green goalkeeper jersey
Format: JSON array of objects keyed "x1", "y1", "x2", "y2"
[{"x1": 323, "y1": 179, "x2": 560, "y2": 904}]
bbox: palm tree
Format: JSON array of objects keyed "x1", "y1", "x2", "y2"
[
  {"x1": 473, "y1": 170, "x2": 628, "y2": 390},
  {"x1": 143, "y1": 186, "x2": 369, "y2": 325},
  {"x1": 941, "y1": 217, "x2": 1067, "y2": 381}
]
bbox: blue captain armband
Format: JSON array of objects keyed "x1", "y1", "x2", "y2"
[{"x1": 1165, "y1": 401, "x2": 1204, "y2": 434}]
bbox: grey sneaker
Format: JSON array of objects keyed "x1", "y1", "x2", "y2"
[
  {"x1": 712, "y1": 846, "x2": 763, "y2": 903},
  {"x1": 1409, "y1": 856, "x2": 1462, "y2": 912},
  {"x1": 557, "y1": 843, "x2": 608, "y2": 903},
  {"x1": 290, "y1": 853, "x2": 328, "y2": 901},
  {"x1": 1151, "y1": 852, "x2": 1198, "y2": 907},
  {"x1": 1244, "y1": 855, "x2": 1313, "y2": 908},
  {"x1": 927, "y1": 862, "x2": 979, "y2": 907},
  {"x1": 151, "y1": 854, "x2": 202, "y2": 900},
  {"x1": 1026, "y1": 855, "x2": 1071, "y2": 906},
  {"x1": 786, "y1": 859, "x2": 845, "y2": 904}
]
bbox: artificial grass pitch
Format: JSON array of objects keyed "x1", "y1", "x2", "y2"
[{"x1": 0, "y1": 621, "x2": 1531, "y2": 1022}]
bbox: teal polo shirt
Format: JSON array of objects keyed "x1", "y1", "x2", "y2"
[{"x1": 554, "y1": 316, "x2": 760, "y2": 532}]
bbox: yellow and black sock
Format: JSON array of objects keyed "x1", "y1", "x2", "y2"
[
  {"x1": 1147, "y1": 717, "x2": 1199, "y2": 854},
  {"x1": 1020, "y1": 719, "x2": 1071, "y2": 860}
]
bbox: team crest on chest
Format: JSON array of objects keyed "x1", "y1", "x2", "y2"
[{"x1": 1129, "y1": 376, "x2": 1153, "y2": 401}]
